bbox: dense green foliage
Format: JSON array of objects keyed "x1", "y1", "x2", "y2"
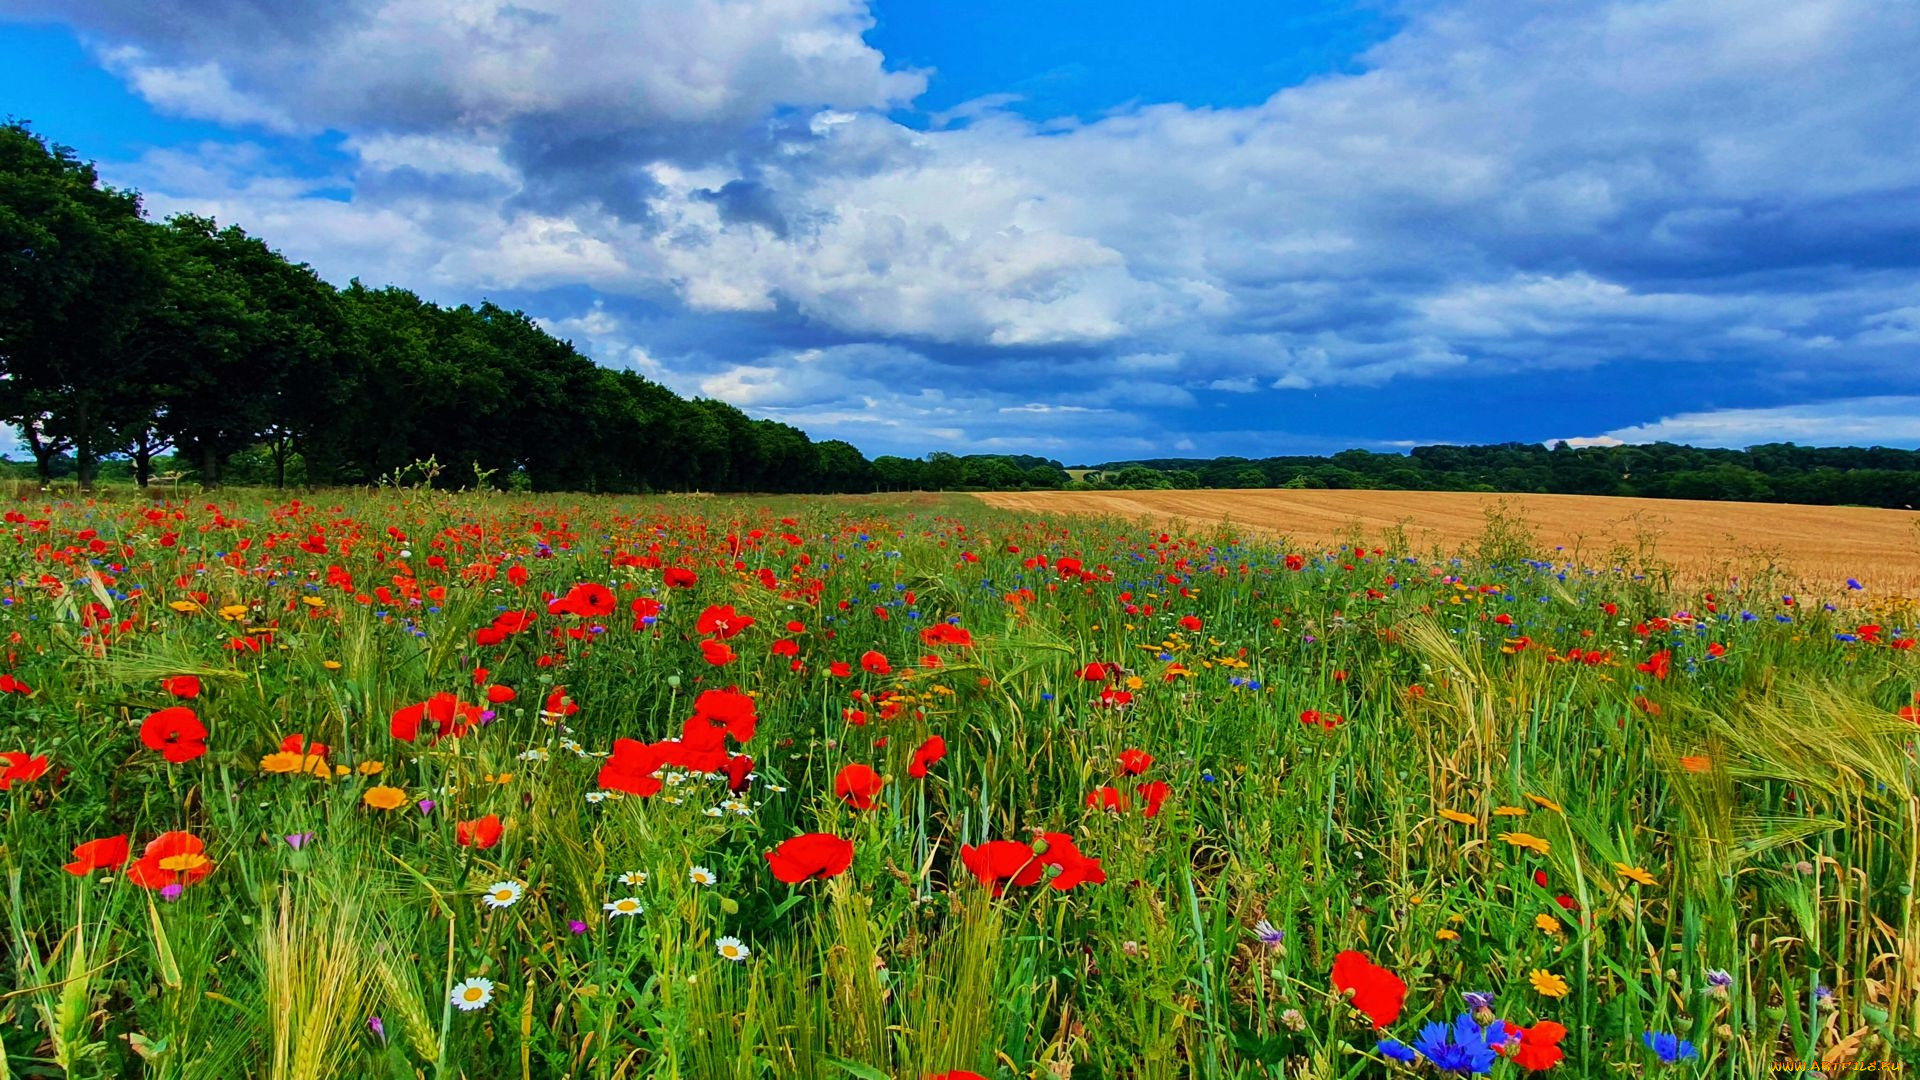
[{"x1": 1085, "y1": 443, "x2": 1920, "y2": 507}]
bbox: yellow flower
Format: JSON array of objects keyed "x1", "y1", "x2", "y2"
[
  {"x1": 484, "y1": 772, "x2": 514, "y2": 785},
  {"x1": 363, "y1": 785, "x2": 408, "y2": 811},
  {"x1": 1493, "y1": 806, "x2": 1528, "y2": 817},
  {"x1": 1124, "y1": 676, "x2": 1145, "y2": 690},
  {"x1": 1499, "y1": 832, "x2": 1551, "y2": 856},
  {"x1": 301, "y1": 595, "x2": 326, "y2": 608},
  {"x1": 1439, "y1": 808, "x2": 1479, "y2": 825},
  {"x1": 1615, "y1": 863, "x2": 1659, "y2": 887},
  {"x1": 1530, "y1": 969, "x2": 1570, "y2": 998},
  {"x1": 357, "y1": 761, "x2": 385, "y2": 776},
  {"x1": 1525, "y1": 793, "x2": 1564, "y2": 813},
  {"x1": 1436, "y1": 928, "x2": 1460, "y2": 942},
  {"x1": 1535, "y1": 913, "x2": 1562, "y2": 935},
  {"x1": 260, "y1": 751, "x2": 329, "y2": 777},
  {"x1": 217, "y1": 604, "x2": 250, "y2": 622},
  {"x1": 168, "y1": 600, "x2": 202, "y2": 613},
  {"x1": 322, "y1": 660, "x2": 343, "y2": 670}
]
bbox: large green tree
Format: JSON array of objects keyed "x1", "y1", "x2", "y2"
[{"x1": 0, "y1": 121, "x2": 161, "y2": 485}]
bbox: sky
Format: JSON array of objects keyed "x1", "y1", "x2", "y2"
[{"x1": 4, "y1": 0, "x2": 1918, "y2": 464}]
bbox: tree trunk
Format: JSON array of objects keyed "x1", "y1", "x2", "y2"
[
  {"x1": 73, "y1": 400, "x2": 95, "y2": 490},
  {"x1": 273, "y1": 436, "x2": 288, "y2": 489},
  {"x1": 22, "y1": 425, "x2": 52, "y2": 483},
  {"x1": 200, "y1": 443, "x2": 220, "y2": 488},
  {"x1": 131, "y1": 441, "x2": 153, "y2": 488}
]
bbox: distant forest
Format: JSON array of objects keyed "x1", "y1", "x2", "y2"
[{"x1": 5, "y1": 121, "x2": 1917, "y2": 508}]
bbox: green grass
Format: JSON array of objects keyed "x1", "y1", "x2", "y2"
[{"x1": 0, "y1": 488, "x2": 1914, "y2": 1078}]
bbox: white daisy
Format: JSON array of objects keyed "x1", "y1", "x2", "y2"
[
  {"x1": 517, "y1": 748, "x2": 550, "y2": 762},
  {"x1": 603, "y1": 896, "x2": 644, "y2": 918},
  {"x1": 765, "y1": 784, "x2": 787, "y2": 793},
  {"x1": 688, "y1": 866, "x2": 717, "y2": 886},
  {"x1": 617, "y1": 870, "x2": 649, "y2": 887},
  {"x1": 715, "y1": 936, "x2": 750, "y2": 963},
  {"x1": 665, "y1": 772, "x2": 687, "y2": 786},
  {"x1": 451, "y1": 977, "x2": 494, "y2": 1011},
  {"x1": 662, "y1": 796, "x2": 684, "y2": 805},
  {"x1": 481, "y1": 881, "x2": 524, "y2": 909},
  {"x1": 703, "y1": 806, "x2": 724, "y2": 818},
  {"x1": 583, "y1": 791, "x2": 608, "y2": 804}
]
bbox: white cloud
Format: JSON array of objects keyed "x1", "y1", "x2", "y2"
[{"x1": 1571, "y1": 397, "x2": 1920, "y2": 449}]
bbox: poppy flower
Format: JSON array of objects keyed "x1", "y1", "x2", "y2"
[
  {"x1": 1178, "y1": 615, "x2": 1203, "y2": 632},
  {"x1": 908, "y1": 735, "x2": 946, "y2": 778},
  {"x1": 630, "y1": 596, "x2": 662, "y2": 628},
  {"x1": 1086, "y1": 785, "x2": 1128, "y2": 812},
  {"x1": 829, "y1": 661, "x2": 853, "y2": 678},
  {"x1": 0, "y1": 751, "x2": 49, "y2": 789},
  {"x1": 692, "y1": 688, "x2": 757, "y2": 743},
  {"x1": 1033, "y1": 832, "x2": 1106, "y2": 890},
  {"x1": 542, "y1": 687, "x2": 579, "y2": 718},
  {"x1": 696, "y1": 604, "x2": 755, "y2": 638},
  {"x1": 834, "y1": 764, "x2": 886, "y2": 809},
  {"x1": 859, "y1": 650, "x2": 891, "y2": 675},
  {"x1": 1636, "y1": 650, "x2": 1672, "y2": 680},
  {"x1": 725, "y1": 753, "x2": 754, "y2": 793},
  {"x1": 1078, "y1": 663, "x2": 1111, "y2": 682},
  {"x1": 926, "y1": 1073, "x2": 989, "y2": 1080},
  {"x1": 1331, "y1": 950, "x2": 1408, "y2": 1028},
  {"x1": 599, "y1": 739, "x2": 666, "y2": 796},
  {"x1": 700, "y1": 639, "x2": 737, "y2": 666},
  {"x1": 140, "y1": 706, "x2": 208, "y2": 763},
  {"x1": 390, "y1": 693, "x2": 483, "y2": 742},
  {"x1": 960, "y1": 839, "x2": 1044, "y2": 895},
  {"x1": 1136, "y1": 780, "x2": 1171, "y2": 818},
  {"x1": 161, "y1": 675, "x2": 201, "y2": 698},
  {"x1": 765, "y1": 832, "x2": 854, "y2": 883},
  {"x1": 63, "y1": 835, "x2": 130, "y2": 876},
  {"x1": 126, "y1": 831, "x2": 214, "y2": 891},
  {"x1": 485, "y1": 684, "x2": 516, "y2": 704},
  {"x1": 1116, "y1": 748, "x2": 1154, "y2": 775},
  {"x1": 547, "y1": 582, "x2": 616, "y2": 618},
  {"x1": 920, "y1": 624, "x2": 973, "y2": 647},
  {"x1": 0, "y1": 673, "x2": 32, "y2": 694},
  {"x1": 663, "y1": 567, "x2": 698, "y2": 588},
  {"x1": 456, "y1": 814, "x2": 504, "y2": 849}
]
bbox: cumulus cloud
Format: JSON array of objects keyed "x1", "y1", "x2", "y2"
[{"x1": 18, "y1": 0, "x2": 1920, "y2": 455}]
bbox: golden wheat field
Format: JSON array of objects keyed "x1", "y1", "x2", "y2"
[{"x1": 976, "y1": 488, "x2": 1920, "y2": 594}]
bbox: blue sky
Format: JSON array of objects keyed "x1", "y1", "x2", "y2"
[{"x1": 5, "y1": 0, "x2": 1919, "y2": 463}]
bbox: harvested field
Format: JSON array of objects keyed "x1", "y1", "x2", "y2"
[{"x1": 976, "y1": 488, "x2": 1920, "y2": 595}]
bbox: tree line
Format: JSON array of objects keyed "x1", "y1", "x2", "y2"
[{"x1": 5, "y1": 121, "x2": 1916, "y2": 508}]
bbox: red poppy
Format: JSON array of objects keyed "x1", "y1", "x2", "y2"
[
  {"x1": 829, "y1": 661, "x2": 853, "y2": 678},
  {"x1": 926, "y1": 1073, "x2": 988, "y2": 1080},
  {"x1": 695, "y1": 604, "x2": 755, "y2": 638},
  {"x1": 908, "y1": 735, "x2": 946, "y2": 778},
  {"x1": 1636, "y1": 650, "x2": 1672, "y2": 680},
  {"x1": 770, "y1": 638, "x2": 800, "y2": 657},
  {"x1": 162, "y1": 675, "x2": 201, "y2": 698},
  {"x1": 63, "y1": 834, "x2": 130, "y2": 876},
  {"x1": 1086, "y1": 785, "x2": 1128, "y2": 812},
  {"x1": 1284, "y1": 553, "x2": 1305, "y2": 571},
  {"x1": 542, "y1": 687, "x2": 579, "y2": 718},
  {"x1": 920, "y1": 623, "x2": 973, "y2": 647},
  {"x1": 140, "y1": 706, "x2": 208, "y2": 763},
  {"x1": 765, "y1": 832, "x2": 854, "y2": 883},
  {"x1": 834, "y1": 764, "x2": 886, "y2": 809},
  {"x1": 125, "y1": 831, "x2": 214, "y2": 891},
  {"x1": 599, "y1": 738, "x2": 666, "y2": 796},
  {"x1": 279, "y1": 733, "x2": 327, "y2": 759},
  {"x1": 506, "y1": 564, "x2": 530, "y2": 587},
  {"x1": 700, "y1": 639, "x2": 736, "y2": 666},
  {"x1": 1900, "y1": 705, "x2": 1920, "y2": 725},
  {"x1": 663, "y1": 567, "x2": 699, "y2": 588},
  {"x1": 456, "y1": 814, "x2": 504, "y2": 849},
  {"x1": 391, "y1": 693, "x2": 484, "y2": 742},
  {"x1": 1078, "y1": 662, "x2": 1111, "y2": 682},
  {"x1": 859, "y1": 650, "x2": 891, "y2": 675},
  {"x1": 1505, "y1": 1020, "x2": 1567, "y2": 1071},
  {"x1": 725, "y1": 753, "x2": 754, "y2": 793},
  {"x1": 1034, "y1": 832, "x2": 1105, "y2": 890},
  {"x1": 0, "y1": 751, "x2": 49, "y2": 789},
  {"x1": 1136, "y1": 780, "x2": 1170, "y2": 818},
  {"x1": 1116, "y1": 748, "x2": 1154, "y2": 775},
  {"x1": 960, "y1": 839, "x2": 1043, "y2": 895},
  {"x1": 630, "y1": 596, "x2": 662, "y2": 629},
  {"x1": 1330, "y1": 951, "x2": 1407, "y2": 1028},
  {"x1": 692, "y1": 688, "x2": 757, "y2": 743},
  {"x1": 0, "y1": 673, "x2": 33, "y2": 694},
  {"x1": 485, "y1": 684, "x2": 516, "y2": 704},
  {"x1": 547, "y1": 582, "x2": 616, "y2": 618}
]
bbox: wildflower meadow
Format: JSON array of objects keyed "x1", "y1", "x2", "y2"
[{"x1": 0, "y1": 486, "x2": 1915, "y2": 1079}]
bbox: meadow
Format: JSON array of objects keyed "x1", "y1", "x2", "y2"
[{"x1": 0, "y1": 486, "x2": 1915, "y2": 1079}]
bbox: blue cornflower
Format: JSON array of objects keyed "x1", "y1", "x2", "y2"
[
  {"x1": 1641, "y1": 1031, "x2": 1698, "y2": 1063},
  {"x1": 1461, "y1": 991, "x2": 1496, "y2": 1012},
  {"x1": 1377, "y1": 1038, "x2": 1418, "y2": 1063},
  {"x1": 1411, "y1": 1013, "x2": 1506, "y2": 1074},
  {"x1": 1847, "y1": 578, "x2": 1863, "y2": 590}
]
